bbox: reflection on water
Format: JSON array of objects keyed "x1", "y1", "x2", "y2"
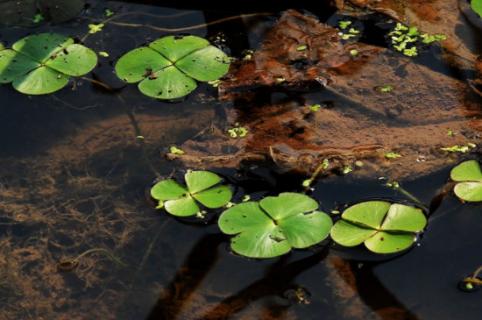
[{"x1": 0, "y1": 1, "x2": 480, "y2": 319}]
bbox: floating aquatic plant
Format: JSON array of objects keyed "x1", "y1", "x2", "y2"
[
  {"x1": 388, "y1": 22, "x2": 446, "y2": 57},
  {"x1": 337, "y1": 20, "x2": 360, "y2": 41},
  {"x1": 115, "y1": 35, "x2": 230, "y2": 100},
  {"x1": 150, "y1": 170, "x2": 233, "y2": 217},
  {"x1": 0, "y1": 33, "x2": 97, "y2": 95},
  {"x1": 330, "y1": 201, "x2": 427, "y2": 254},
  {"x1": 441, "y1": 143, "x2": 476, "y2": 153},
  {"x1": 450, "y1": 160, "x2": 482, "y2": 202},
  {"x1": 219, "y1": 193, "x2": 332, "y2": 258}
]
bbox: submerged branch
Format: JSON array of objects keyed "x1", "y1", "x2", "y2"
[
  {"x1": 103, "y1": 12, "x2": 273, "y2": 33},
  {"x1": 81, "y1": 11, "x2": 272, "y2": 42}
]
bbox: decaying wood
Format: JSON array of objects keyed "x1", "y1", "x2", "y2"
[{"x1": 169, "y1": 10, "x2": 481, "y2": 180}]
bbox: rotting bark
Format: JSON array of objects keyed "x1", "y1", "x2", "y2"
[{"x1": 169, "y1": 10, "x2": 482, "y2": 180}]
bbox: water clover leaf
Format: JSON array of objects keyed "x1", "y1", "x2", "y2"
[
  {"x1": 150, "y1": 171, "x2": 233, "y2": 217},
  {"x1": 330, "y1": 201, "x2": 427, "y2": 254},
  {"x1": 218, "y1": 193, "x2": 333, "y2": 258},
  {"x1": 0, "y1": 33, "x2": 97, "y2": 95},
  {"x1": 115, "y1": 35, "x2": 230, "y2": 100},
  {"x1": 450, "y1": 160, "x2": 482, "y2": 202}
]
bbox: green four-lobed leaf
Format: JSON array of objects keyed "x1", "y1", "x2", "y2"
[
  {"x1": 115, "y1": 35, "x2": 230, "y2": 100},
  {"x1": 0, "y1": 33, "x2": 97, "y2": 95},
  {"x1": 330, "y1": 201, "x2": 427, "y2": 254},
  {"x1": 450, "y1": 160, "x2": 482, "y2": 202},
  {"x1": 218, "y1": 193, "x2": 333, "y2": 259},
  {"x1": 150, "y1": 171, "x2": 233, "y2": 217}
]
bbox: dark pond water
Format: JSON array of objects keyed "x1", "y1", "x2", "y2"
[{"x1": 0, "y1": 1, "x2": 481, "y2": 319}]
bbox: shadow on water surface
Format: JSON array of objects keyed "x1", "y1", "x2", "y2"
[{"x1": 0, "y1": 0, "x2": 480, "y2": 320}]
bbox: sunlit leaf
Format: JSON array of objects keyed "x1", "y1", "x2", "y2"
[
  {"x1": 331, "y1": 201, "x2": 426, "y2": 254},
  {"x1": 450, "y1": 160, "x2": 482, "y2": 202},
  {"x1": 150, "y1": 170, "x2": 232, "y2": 217},
  {"x1": 115, "y1": 35, "x2": 230, "y2": 100},
  {"x1": 0, "y1": 33, "x2": 97, "y2": 95},
  {"x1": 218, "y1": 193, "x2": 332, "y2": 258}
]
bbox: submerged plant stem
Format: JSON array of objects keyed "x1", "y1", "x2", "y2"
[
  {"x1": 81, "y1": 77, "x2": 114, "y2": 91},
  {"x1": 81, "y1": 12, "x2": 272, "y2": 42},
  {"x1": 104, "y1": 12, "x2": 273, "y2": 33},
  {"x1": 302, "y1": 159, "x2": 329, "y2": 190},
  {"x1": 386, "y1": 182, "x2": 428, "y2": 212},
  {"x1": 118, "y1": 96, "x2": 161, "y2": 178},
  {"x1": 58, "y1": 248, "x2": 126, "y2": 271}
]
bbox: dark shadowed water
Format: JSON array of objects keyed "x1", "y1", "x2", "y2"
[{"x1": 0, "y1": 1, "x2": 481, "y2": 319}]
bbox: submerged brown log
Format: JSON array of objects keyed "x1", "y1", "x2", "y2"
[
  {"x1": 171, "y1": 10, "x2": 481, "y2": 180},
  {"x1": 219, "y1": 10, "x2": 351, "y2": 99}
]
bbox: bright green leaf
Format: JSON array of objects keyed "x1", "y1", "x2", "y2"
[
  {"x1": 219, "y1": 202, "x2": 273, "y2": 235},
  {"x1": 230, "y1": 226, "x2": 291, "y2": 259},
  {"x1": 45, "y1": 44, "x2": 97, "y2": 76},
  {"x1": 193, "y1": 185, "x2": 233, "y2": 208},
  {"x1": 219, "y1": 193, "x2": 332, "y2": 258},
  {"x1": 341, "y1": 201, "x2": 391, "y2": 229},
  {"x1": 454, "y1": 182, "x2": 482, "y2": 202},
  {"x1": 115, "y1": 35, "x2": 230, "y2": 100},
  {"x1": 115, "y1": 47, "x2": 171, "y2": 83},
  {"x1": 364, "y1": 231, "x2": 415, "y2": 254},
  {"x1": 150, "y1": 179, "x2": 187, "y2": 201},
  {"x1": 279, "y1": 211, "x2": 332, "y2": 248},
  {"x1": 0, "y1": 49, "x2": 39, "y2": 83},
  {"x1": 164, "y1": 196, "x2": 200, "y2": 217},
  {"x1": 185, "y1": 170, "x2": 222, "y2": 194},
  {"x1": 176, "y1": 45, "x2": 230, "y2": 82},
  {"x1": 381, "y1": 204, "x2": 427, "y2": 232},
  {"x1": 0, "y1": 33, "x2": 97, "y2": 95},
  {"x1": 450, "y1": 160, "x2": 482, "y2": 202},
  {"x1": 12, "y1": 66, "x2": 69, "y2": 95},
  {"x1": 12, "y1": 33, "x2": 73, "y2": 62},
  {"x1": 450, "y1": 160, "x2": 482, "y2": 182},
  {"x1": 471, "y1": 0, "x2": 482, "y2": 17},
  {"x1": 332, "y1": 201, "x2": 426, "y2": 254},
  {"x1": 330, "y1": 220, "x2": 377, "y2": 247},
  {"x1": 138, "y1": 65, "x2": 197, "y2": 100},
  {"x1": 260, "y1": 192, "x2": 318, "y2": 221},
  {"x1": 150, "y1": 170, "x2": 232, "y2": 217},
  {"x1": 149, "y1": 35, "x2": 209, "y2": 62}
]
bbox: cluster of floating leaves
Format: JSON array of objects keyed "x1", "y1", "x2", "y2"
[
  {"x1": 0, "y1": 33, "x2": 230, "y2": 99},
  {"x1": 388, "y1": 22, "x2": 446, "y2": 57},
  {"x1": 150, "y1": 157, "x2": 482, "y2": 259},
  {"x1": 150, "y1": 171, "x2": 432, "y2": 258}
]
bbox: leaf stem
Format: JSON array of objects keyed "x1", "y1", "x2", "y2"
[
  {"x1": 386, "y1": 181, "x2": 428, "y2": 212},
  {"x1": 80, "y1": 11, "x2": 272, "y2": 42},
  {"x1": 302, "y1": 159, "x2": 330, "y2": 190},
  {"x1": 81, "y1": 76, "x2": 114, "y2": 91},
  {"x1": 57, "y1": 247, "x2": 126, "y2": 271}
]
